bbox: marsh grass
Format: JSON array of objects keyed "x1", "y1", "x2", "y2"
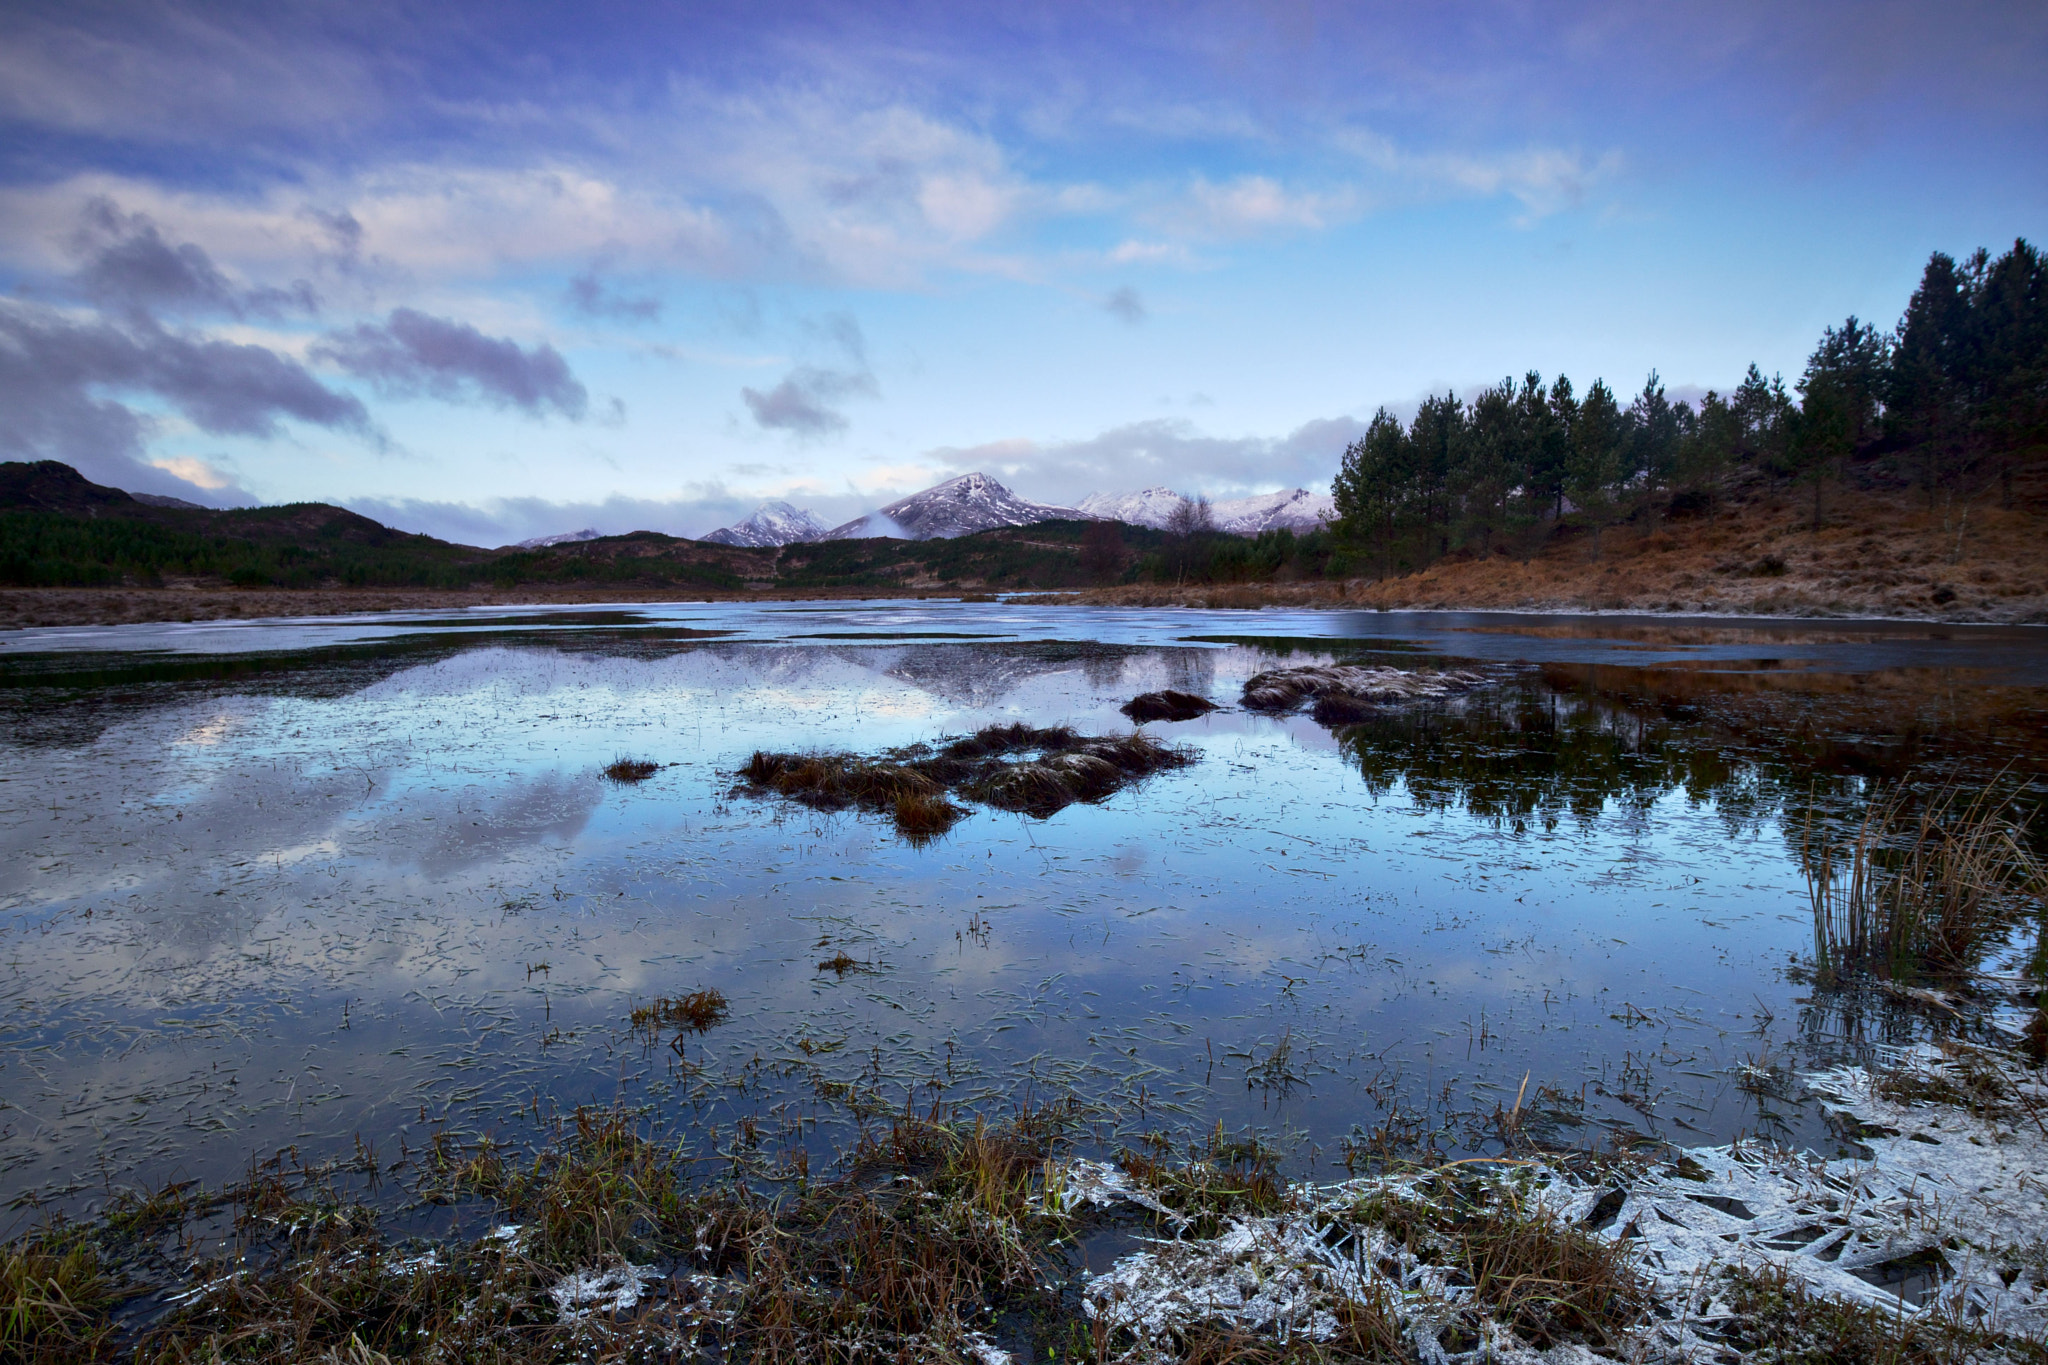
[
  {"x1": 741, "y1": 723, "x2": 1196, "y2": 840},
  {"x1": 12, "y1": 1093, "x2": 2032, "y2": 1364},
  {"x1": 1709, "y1": 1262, "x2": 2048, "y2": 1364},
  {"x1": 601, "y1": 757, "x2": 660, "y2": 782},
  {"x1": 1119, "y1": 689, "x2": 1218, "y2": 724},
  {"x1": 1804, "y1": 782, "x2": 2046, "y2": 983},
  {"x1": 1, "y1": 1224, "x2": 113, "y2": 1363},
  {"x1": 629, "y1": 988, "x2": 729, "y2": 1034},
  {"x1": 1349, "y1": 1173, "x2": 1650, "y2": 1351}
]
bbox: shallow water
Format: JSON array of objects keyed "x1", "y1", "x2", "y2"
[{"x1": 2, "y1": 602, "x2": 2042, "y2": 1231}]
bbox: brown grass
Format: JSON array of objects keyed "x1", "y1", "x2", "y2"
[
  {"x1": 1119, "y1": 689, "x2": 1219, "y2": 723},
  {"x1": 600, "y1": 757, "x2": 659, "y2": 782},
  {"x1": 1016, "y1": 476, "x2": 2048, "y2": 623},
  {"x1": 1, "y1": 1226, "x2": 113, "y2": 1363},
  {"x1": 629, "y1": 988, "x2": 729, "y2": 1033},
  {"x1": 740, "y1": 724, "x2": 1196, "y2": 837}
]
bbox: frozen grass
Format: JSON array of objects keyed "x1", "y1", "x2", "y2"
[
  {"x1": 12, "y1": 1048, "x2": 2047, "y2": 1362},
  {"x1": 1238, "y1": 664, "x2": 1486, "y2": 722},
  {"x1": 1804, "y1": 782, "x2": 2046, "y2": 982},
  {"x1": 740, "y1": 722, "x2": 1197, "y2": 841}
]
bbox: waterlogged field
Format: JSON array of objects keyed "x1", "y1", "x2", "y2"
[{"x1": 2, "y1": 601, "x2": 2044, "y2": 1360}]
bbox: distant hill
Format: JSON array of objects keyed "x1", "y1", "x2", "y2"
[
  {"x1": 825, "y1": 472, "x2": 1085, "y2": 540},
  {"x1": 0, "y1": 461, "x2": 1158, "y2": 594},
  {"x1": 515, "y1": 528, "x2": 603, "y2": 549}
]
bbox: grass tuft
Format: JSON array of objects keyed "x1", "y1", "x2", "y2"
[
  {"x1": 629, "y1": 988, "x2": 729, "y2": 1034},
  {"x1": 1119, "y1": 689, "x2": 1218, "y2": 724},
  {"x1": 601, "y1": 757, "x2": 660, "y2": 782},
  {"x1": 740, "y1": 723, "x2": 1196, "y2": 840},
  {"x1": 0, "y1": 1226, "x2": 113, "y2": 1363}
]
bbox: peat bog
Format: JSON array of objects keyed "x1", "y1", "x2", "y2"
[{"x1": 1, "y1": 601, "x2": 2044, "y2": 1361}]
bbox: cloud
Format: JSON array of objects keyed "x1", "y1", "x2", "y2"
[
  {"x1": 742, "y1": 312, "x2": 878, "y2": 437},
  {"x1": 314, "y1": 308, "x2": 588, "y2": 418},
  {"x1": 741, "y1": 366, "x2": 877, "y2": 436},
  {"x1": 1178, "y1": 175, "x2": 1352, "y2": 237},
  {"x1": 0, "y1": 297, "x2": 367, "y2": 502},
  {"x1": 149, "y1": 456, "x2": 234, "y2": 490},
  {"x1": 566, "y1": 270, "x2": 661, "y2": 321},
  {"x1": 346, "y1": 483, "x2": 883, "y2": 548},
  {"x1": 927, "y1": 414, "x2": 1371, "y2": 505},
  {"x1": 69, "y1": 197, "x2": 318, "y2": 318},
  {"x1": 1338, "y1": 132, "x2": 1623, "y2": 225},
  {"x1": 1102, "y1": 285, "x2": 1146, "y2": 324}
]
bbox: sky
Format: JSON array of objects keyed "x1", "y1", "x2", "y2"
[{"x1": 1, "y1": 1, "x2": 2043, "y2": 546}]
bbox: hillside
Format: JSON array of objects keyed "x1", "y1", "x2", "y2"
[{"x1": 1027, "y1": 475, "x2": 2048, "y2": 623}]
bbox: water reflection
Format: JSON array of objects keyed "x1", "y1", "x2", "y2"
[{"x1": 0, "y1": 628, "x2": 2034, "y2": 1233}]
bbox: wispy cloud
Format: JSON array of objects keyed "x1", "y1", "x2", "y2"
[
  {"x1": 927, "y1": 415, "x2": 1370, "y2": 506},
  {"x1": 314, "y1": 308, "x2": 589, "y2": 419},
  {"x1": 741, "y1": 312, "x2": 878, "y2": 437}
]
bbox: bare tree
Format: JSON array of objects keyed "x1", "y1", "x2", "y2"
[{"x1": 1165, "y1": 493, "x2": 1213, "y2": 539}]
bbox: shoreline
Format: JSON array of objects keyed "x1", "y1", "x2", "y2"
[{"x1": 4, "y1": 581, "x2": 2044, "y2": 633}]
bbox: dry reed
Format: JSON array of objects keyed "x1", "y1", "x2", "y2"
[{"x1": 1803, "y1": 782, "x2": 2045, "y2": 982}]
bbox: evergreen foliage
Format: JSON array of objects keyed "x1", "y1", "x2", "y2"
[{"x1": 1330, "y1": 239, "x2": 2046, "y2": 575}]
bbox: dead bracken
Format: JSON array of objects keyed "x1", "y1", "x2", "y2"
[
  {"x1": 1119, "y1": 689, "x2": 1219, "y2": 723},
  {"x1": 1240, "y1": 663, "x2": 1487, "y2": 724},
  {"x1": 739, "y1": 722, "x2": 1197, "y2": 841}
]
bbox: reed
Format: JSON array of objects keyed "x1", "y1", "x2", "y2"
[{"x1": 1803, "y1": 781, "x2": 2045, "y2": 983}]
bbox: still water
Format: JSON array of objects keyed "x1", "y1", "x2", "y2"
[{"x1": 2, "y1": 601, "x2": 2042, "y2": 1230}]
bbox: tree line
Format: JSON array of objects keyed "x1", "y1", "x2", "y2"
[{"x1": 1330, "y1": 239, "x2": 2046, "y2": 575}]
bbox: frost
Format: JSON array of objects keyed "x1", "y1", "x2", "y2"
[
  {"x1": 548, "y1": 1261, "x2": 662, "y2": 1321},
  {"x1": 1074, "y1": 1048, "x2": 2048, "y2": 1362},
  {"x1": 1241, "y1": 664, "x2": 1487, "y2": 714}
]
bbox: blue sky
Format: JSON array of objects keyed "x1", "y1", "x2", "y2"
[{"x1": 1, "y1": 1, "x2": 2042, "y2": 544}]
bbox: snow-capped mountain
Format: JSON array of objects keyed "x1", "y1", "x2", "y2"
[
  {"x1": 514, "y1": 528, "x2": 603, "y2": 548},
  {"x1": 702, "y1": 500, "x2": 828, "y2": 547},
  {"x1": 1078, "y1": 487, "x2": 1333, "y2": 535},
  {"x1": 823, "y1": 472, "x2": 1085, "y2": 541},
  {"x1": 1076, "y1": 487, "x2": 1185, "y2": 528},
  {"x1": 1211, "y1": 489, "x2": 1333, "y2": 535}
]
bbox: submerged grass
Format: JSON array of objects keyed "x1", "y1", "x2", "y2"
[
  {"x1": 1804, "y1": 780, "x2": 2046, "y2": 983},
  {"x1": 740, "y1": 722, "x2": 1196, "y2": 841}
]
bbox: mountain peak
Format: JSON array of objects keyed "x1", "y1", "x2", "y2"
[
  {"x1": 825, "y1": 472, "x2": 1084, "y2": 541},
  {"x1": 703, "y1": 500, "x2": 828, "y2": 547}
]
